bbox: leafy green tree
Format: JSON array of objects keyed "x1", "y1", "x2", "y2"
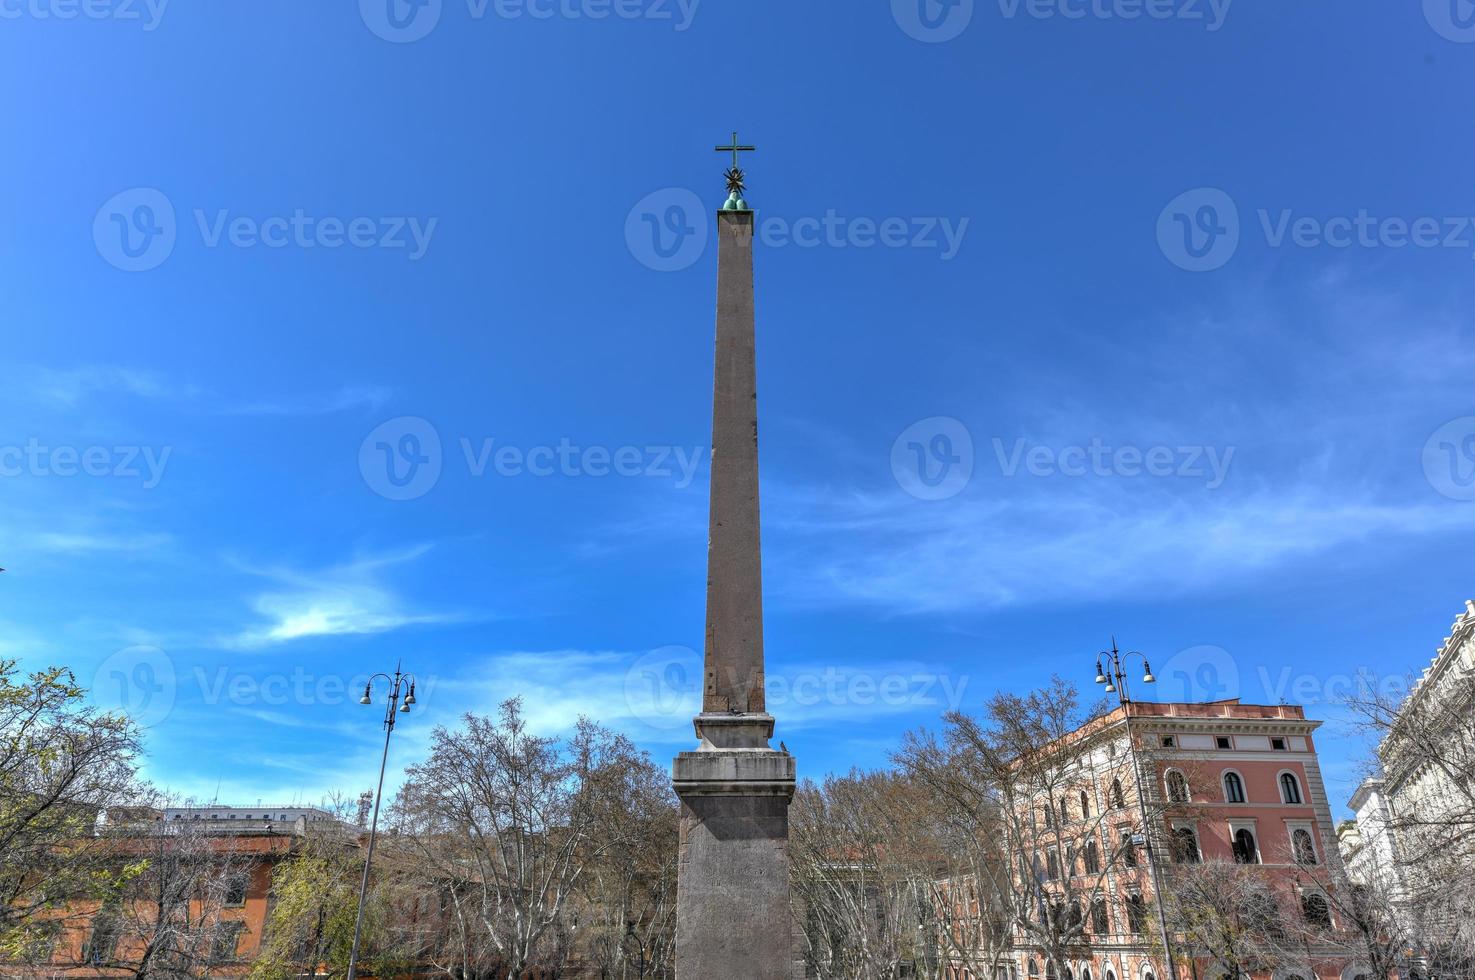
[{"x1": 0, "y1": 660, "x2": 141, "y2": 961}]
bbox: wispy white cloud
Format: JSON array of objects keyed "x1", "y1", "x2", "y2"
[
  {"x1": 769, "y1": 485, "x2": 1475, "y2": 614},
  {"x1": 29, "y1": 366, "x2": 185, "y2": 406},
  {"x1": 224, "y1": 543, "x2": 460, "y2": 648},
  {"x1": 32, "y1": 531, "x2": 174, "y2": 554},
  {"x1": 225, "y1": 385, "x2": 392, "y2": 417}
]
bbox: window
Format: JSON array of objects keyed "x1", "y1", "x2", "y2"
[
  {"x1": 1125, "y1": 894, "x2": 1147, "y2": 934},
  {"x1": 1120, "y1": 829, "x2": 1138, "y2": 867},
  {"x1": 1223, "y1": 771, "x2": 1246, "y2": 803},
  {"x1": 1091, "y1": 898, "x2": 1109, "y2": 934},
  {"x1": 1079, "y1": 790, "x2": 1091, "y2": 819},
  {"x1": 85, "y1": 913, "x2": 120, "y2": 966},
  {"x1": 210, "y1": 921, "x2": 244, "y2": 963},
  {"x1": 1060, "y1": 797, "x2": 1070, "y2": 825},
  {"x1": 1068, "y1": 901, "x2": 1083, "y2": 930},
  {"x1": 1172, "y1": 827, "x2": 1201, "y2": 864},
  {"x1": 1216, "y1": 735, "x2": 1232, "y2": 749},
  {"x1": 1232, "y1": 828, "x2": 1260, "y2": 864},
  {"x1": 1028, "y1": 960, "x2": 1039, "y2": 978},
  {"x1": 1084, "y1": 838, "x2": 1101, "y2": 874},
  {"x1": 1166, "y1": 770, "x2": 1190, "y2": 803},
  {"x1": 1272, "y1": 737, "x2": 1287, "y2": 750},
  {"x1": 1302, "y1": 893, "x2": 1332, "y2": 928},
  {"x1": 1110, "y1": 778, "x2": 1125, "y2": 809},
  {"x1": 1280, "y1": 772, "x2": 1304, "y2": 804},
  {"x1": 1161, "y1": 735, "x2": 1175, "y2": 748},
  {"x1": 223, "y1": 873, "x2": 249, "y2": 907},
  {"x1": 1047, "y1": 850, "x2": 1061, "y2": 880},
  {"x1": 1292, "y1": 828, "x2": 1318, "y2": 865}
]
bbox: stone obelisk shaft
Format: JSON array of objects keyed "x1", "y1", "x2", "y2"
[
  {"x1": 673, "y1": 208, "x2": 798, "y2": 980},
  {"x1": 704, "y1": 210, "x2": 765, "y2": 714}
]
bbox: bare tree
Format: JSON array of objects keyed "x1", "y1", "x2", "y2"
[
  {"x1": 1155, "y1": 859, "x2": 1293, "y2": 980},
  {"x1": 1280, "y1": 858, "x2": 1413, "y2": 980},
  {"x1": 90, "y1": 801, "x2": 255, "y2": 980},
  {"x1": 790, "y1": 770, "x2": 947, "y2": 980},
  {"x1": 1347, "y1": 668, "x2": 1475, "y2": 973},
  {"x1": 567, "y1": 745, "x2": 678, "y2": 980},
  {"x1": 393, "y1": 698, "x2": 643, "y2": 979},
  {"x1": 902, "y1": 680, "x2": 1171, "y2": 980}
]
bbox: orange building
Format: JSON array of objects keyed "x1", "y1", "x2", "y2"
[{"x1": 20, "y1": 808, "x2": 337, "y2": 980}]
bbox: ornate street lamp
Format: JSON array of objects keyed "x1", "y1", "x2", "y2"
[
  {"x1": 1094, "y1": 639, "x2": 1178, "y2": 980},
  {"x1": 345, "y1": 663, "x2": 416, "y2": 980}
]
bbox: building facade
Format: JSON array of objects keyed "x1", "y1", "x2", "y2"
[
  {"x1": 1340, "y1": 598, "x2": 1475, "y2": 971},
  {"x1": 1000, "y1": 699, "x2": 1354, "y2": 980}
]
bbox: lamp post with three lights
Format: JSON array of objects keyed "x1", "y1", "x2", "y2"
[
  {"x1": 1093, "y1": 640, "x2": 1181, "y2": 980},
  {"x1": 345, "y1": 664, "x2": 416, "y2": 980}
]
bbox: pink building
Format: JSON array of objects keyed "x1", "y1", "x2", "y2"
[{"x1": 1002, "y1": 699, "x2": 1358, "y2": 980}]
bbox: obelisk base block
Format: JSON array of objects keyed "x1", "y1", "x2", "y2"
[{"x1": 672, "y1": 720, "x2": 797, "y2": 980}]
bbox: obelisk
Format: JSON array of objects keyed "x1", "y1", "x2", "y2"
[{"x1": 672, "y1": 135, "x2": 798, "y2": 980}]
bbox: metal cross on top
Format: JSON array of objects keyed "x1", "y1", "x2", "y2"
[
  {"x1": 715, "y1": 131, "x2": 756, "y2": 195},
  {"x1": 715, "y1": 131, "x2": 757, "y2": 170}
]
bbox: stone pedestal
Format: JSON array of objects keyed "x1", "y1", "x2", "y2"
[{"x1": 673, "y1": 715, "x2": 796, "y2": 979}]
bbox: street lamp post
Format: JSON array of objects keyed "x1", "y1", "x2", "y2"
[
  {"x1": 345, "y1": 664, "x2": 416, "y2": 980},
  {"x1": 1094, "y1": 639, "x2": 1181, "y2": 980}
]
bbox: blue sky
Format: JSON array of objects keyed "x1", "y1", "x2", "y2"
[{"x1": 3, "y1": 0, "x2": 1474, "y2": 817}]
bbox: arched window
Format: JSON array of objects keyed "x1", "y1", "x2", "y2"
[
  {"x1": 1080, "y1": 790, "x2": 1091, "y2": 819},
  {"x1": 1028, "y1": 960, "x2": 1039, "y2": 978},
  {"x1": 1084, "y1": 838, "x2": 1101, "y2": 874},
  {"x1": 1280, "y1": 772, "x2": 1303, "y2": 805},
  {"x1": 1223, "y1": 771, "x2": 1246, "y2": 803},
  {"x1": 1091, "y1": 897, "x2": 1109, "y2": 934},
  {"x1": 1302, "y1": 893, "x2": 1332, "y2": 928},
  {"x1": 1232, "y1": 828, "x2": 1260, "y2": 864},
  {"x1": 1293, "y1": 828, "x2": 1317, "y2": 865},
  {"x1": 1060, "y1": 797, "x2": 1070, "y2": 824},
  {"x1": 1172, "y1": 827, "x2": 1201, "y2": 863},
  {"x1": 1111, "y1": 778, "x2": 1125, "y2": 809},
  {"x1": 1166, "y1": 770, "x2": 1190, "y2": 803}
]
